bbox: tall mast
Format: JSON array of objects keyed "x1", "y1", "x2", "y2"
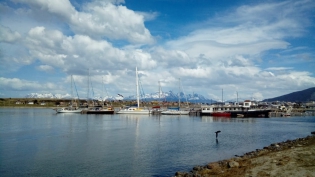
[
  {"x1": 71, "y1": 75, "x2": 73, "y2": 106},
  {"x1": 136, "y1": 67, "x2": 140, "y2": 108},
  {"x1": 178, "y1": 78, "x2": 180, "y2": 109},
  {"x1": 87, "y1": 69, "x2": 90, "y2": 102},
  {"x1": 102, "y1": 76, "x2": 104, "y2": 105}
]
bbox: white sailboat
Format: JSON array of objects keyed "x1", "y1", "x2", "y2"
[
  {"x1": 161, "y1": 78, "x2": 189, "y2": 115},
  {"x1": 117, "y1": 67, "x2": 151, "y2": 114},
  {"x1": 56, "y1": 75, "x2": 82, "y2": 113}
]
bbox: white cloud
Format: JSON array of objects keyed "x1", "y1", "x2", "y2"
[
  {"x1": 0, "y1": 0, "x2": 314, "y2": 101},
  {"x1": 265, "y1": 67, "x2": 293, "y2": 71},
  {"x1": 36, "y1": 65, "x2": 54, "y2": 73},
  {"x1": 0, "y1": 77, "x2": 57, "y2": 91},
  {"x1": 0, "y1": 25, "x2": 21, "y2": 43},
  {"x1": 11, "y1": 0, "x2": 154, "y2": 44}
]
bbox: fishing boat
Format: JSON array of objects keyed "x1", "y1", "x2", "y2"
[
  {"x1": 201, "y1": 100, "x2": 271, "y2": 118},
  {"x1": 117, "y1": 67, "x2": 151, "y2": 114},
  {"x1": 201, "y1": 105, "x2": 232, "y2": 117},
  {"x1": 56, "y1": 75, "x2": 82, "y2": 113}
]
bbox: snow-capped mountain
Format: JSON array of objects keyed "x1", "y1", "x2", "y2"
[
  {"x1": 25, "y1": 93, "x2": 71, "y2": 99},
  {"x1": 119, "y1": 90, "x2": 211, "y2": 102},
  {"x1": 25, "y1": 91, "x2": 212, "y2": 103}
]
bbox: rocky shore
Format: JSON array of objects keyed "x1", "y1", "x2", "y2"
[{"x1": 175, "y1": 133, "x2": 315, "y2": 177}]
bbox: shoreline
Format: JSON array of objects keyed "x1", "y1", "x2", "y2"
[
  {"x1": 0, "y1": 106, "x2": 56, "y2": 109},
  {"x1": 175, "y1": 134, "x2": 315, "y2": 177}
]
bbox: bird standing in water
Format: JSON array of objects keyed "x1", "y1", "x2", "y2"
[{"x1": 215, "y1": 130, "x2": 221, "y2": 139}]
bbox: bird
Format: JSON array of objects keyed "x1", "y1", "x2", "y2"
[{"x1": 215, "y1": 130, "x2": 221, "y2": 139}]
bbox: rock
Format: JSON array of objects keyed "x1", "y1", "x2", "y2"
[
  {"x1": 207, "y1": 162, "x2": 220, "y2": 170},
  {"x1": 192, "y1": 166, "x2": 203, "y2": 171},
  {"x1": 175, "y1": 171, "x2": 186, "y2": 177},
  {"x1": 228, "y1": 160, "x2": 239, "y2": 168}
]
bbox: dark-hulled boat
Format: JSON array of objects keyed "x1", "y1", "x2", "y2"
[
  {"x1": 201, "y1": 100, "x2": 271, "y2": 118},
  {"x1": 86, "y1": 107, "x2": 115, "y2": 114}
]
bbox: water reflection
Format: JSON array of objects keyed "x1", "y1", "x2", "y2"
[
  {"x1": 201, "y1": 116, "x2": 257, "y2": 123},
  {"x1": 1, "y1": 109, "x2": 315, "y2": 177}
]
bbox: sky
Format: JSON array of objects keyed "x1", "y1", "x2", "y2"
[{"x1": 0, "y1": 0, "x2": 315, "y2": 101}]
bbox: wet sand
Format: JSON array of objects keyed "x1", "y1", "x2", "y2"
[{"x1": 175, "y1": 134, "x2": 315, "y2": 177}]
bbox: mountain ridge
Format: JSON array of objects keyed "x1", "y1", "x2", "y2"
[
  {"x1": 25, "y1": 87, "x2": 315, "y2": 103},
  {"x1": 263, "y1": 87, "x2": 315, "y2": 102}
]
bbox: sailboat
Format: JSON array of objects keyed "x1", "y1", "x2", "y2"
[
  {"x1": 117, "y1": 67, "x2": 151, "y2": 114},
  {"x1": 86, "y1": 76, "x2": 114, "y2": 114},
  {"x1": 161, "y1": 78, "x2": 190, "y2": 115},
  {"x1": 56, "y1": 75, "x2": 82, "y2": 113}
]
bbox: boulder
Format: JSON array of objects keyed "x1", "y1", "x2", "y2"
[
  {"x1": 228, "y1": 160, "x2": 239, "y2": 168},
  {"x1": 207, "y1": 162, "x2": 220, "y2": 170}
]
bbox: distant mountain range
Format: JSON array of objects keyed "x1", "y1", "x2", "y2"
[
  {"x1": 25, "y1": 91, "x2": 213, "y2": 103},
  {"x1": 25, "y1": 87, "x2": 315, "y2": 102},
  {"x1": 263, "y1": 87, "x2": 315, "y2": 102}
]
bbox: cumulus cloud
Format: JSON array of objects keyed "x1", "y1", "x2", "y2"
[
  {"x1": 12, "y1": 0, "x2": 155, "y2": 44},
  {"x1": 1, "y1": 0, "x2": 314, "y2": 100},
  {"x1": 36, "y1": 65, "x2": 54, "y2": 73},
  {"x1": 0, "y1": 77, "x2": 57, "y2": 91},
  {"x1": 0, "y1": 25, "x2": 21, "y2": 43}
]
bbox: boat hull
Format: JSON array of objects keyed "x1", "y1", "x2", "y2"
[
  {"x1": 230, "y1": 110, "x2": 271, "y2": 118},
  {"x1": 86, "y1": 110, "x2": 114, "y2": 114},
  {"x1": 116, "y1": 111, "x2": 151, "y2": 114},
  {"x1": 161, "y1": 110, "x2": 190, "y2": 115},
  {"x1": 56, "y1": 108, "x2": 82, "y2": 113},
  {"x1": 211, "y1": 112, "x2": 231, "y2": 117}
]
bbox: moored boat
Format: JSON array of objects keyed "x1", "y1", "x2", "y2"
[
  {"x1": 55, "y1": 75, "x2": 82, "y2": 113},
  {"x1": 161, "y1": 107, "x2": 189, "y2": 115},
  {"x1": 56, "y1": 106, "x2": 82, "y2": 113},
  {"x1": 201, "y1": 105, "x2": 236, "y2": 117},
  {"x1": 201, "y1": 100, "x2": 271, "y2": 118},
  {"x1": 86, "y1": 107, "x2": 114, "y2": 114},
  {"x1": 160, "y1": 78, "x2": 190, "y2": 115},
  {"x1": 117, "y1": 106, "x2": 151, "y2": 114},
  {"x1": 116, "y1": 67, "x2": 151, "y2": 114}
]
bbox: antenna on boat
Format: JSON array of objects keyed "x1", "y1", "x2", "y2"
[
  {"x1": 222, "y1": 88, "x2": 223, "y2": 105},
  {"x1": 236, "y1": 91, "x2": 238, "y2": 105}
]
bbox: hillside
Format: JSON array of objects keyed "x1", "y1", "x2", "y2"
[{"x1": 264, "y1": 87, "x2": 315, "y2": 102}]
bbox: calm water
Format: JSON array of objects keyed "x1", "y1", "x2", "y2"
[{"x1": 0, "y1": 108, "x2": 314, "y2": 177}]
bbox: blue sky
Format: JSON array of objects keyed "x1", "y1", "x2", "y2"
[{"x1": 0, "y1": 0, "x2": 315, "y2": 101}]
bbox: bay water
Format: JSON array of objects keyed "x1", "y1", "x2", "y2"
[{"x1": 0, "y1": 108, "x2": 314, "y2": 176}]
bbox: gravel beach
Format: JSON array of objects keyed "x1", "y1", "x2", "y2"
[{"x1": 175, "y1": 134, "x2": 315, "y2": 177}]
